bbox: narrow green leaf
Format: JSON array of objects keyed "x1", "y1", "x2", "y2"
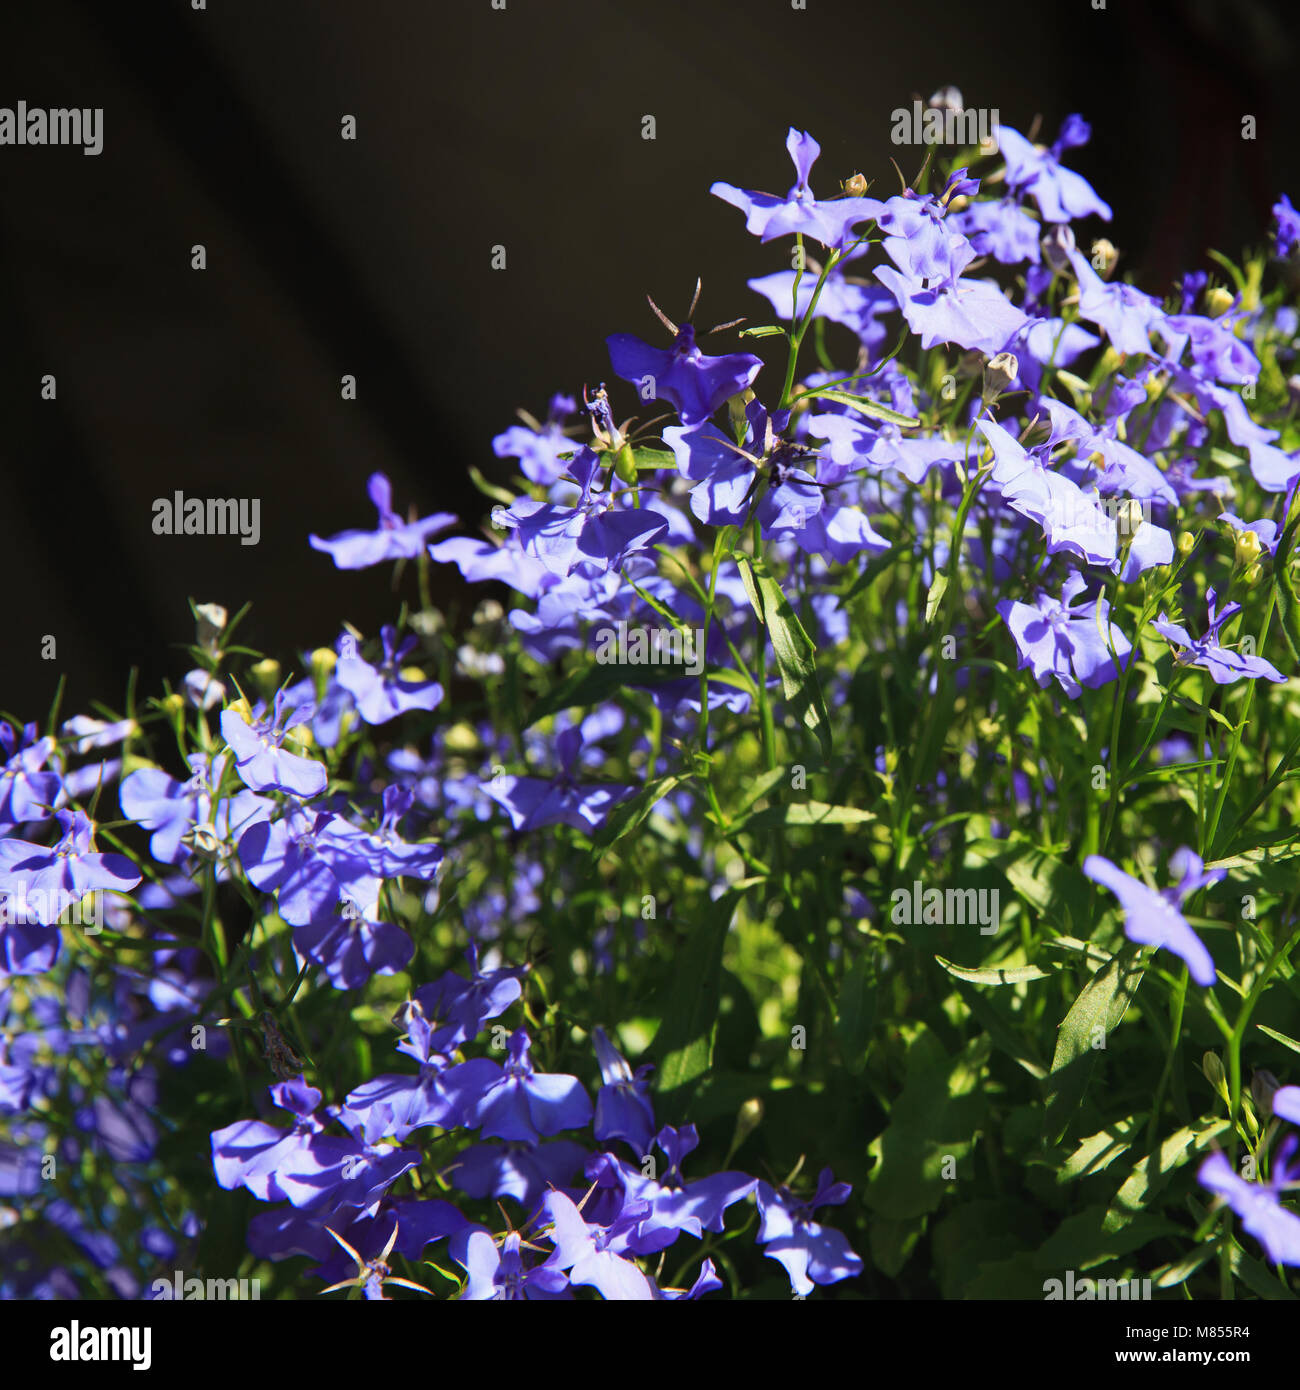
[
  {"x1": 1256, "y1": 1023, "x2": 1300, "y2": 1058},
  {"x1": 934, "y1": 954, "x2": 1053, "y2": 986},
  {"x1": 654, "y1": 882, "x2": 757, "y2": 1100},
  {"x1": 924, "y1": 572, "x2": 948, "y2": 624},
  {"x1": 592, "y1": 773, "x2": 688, "y2": 851},
  {"x1": 1043, "y1": 945, "x2": 1145, "y2": 1146},
  {"x1": 798, "y1": 387, "x2": 920, "y2": 428},
  {"x1": 833, "y1": 955, "x2": 875, "y2": 1075},
  {"x1": 735, "y1": 556, "x2": 833, "y2": 759}
]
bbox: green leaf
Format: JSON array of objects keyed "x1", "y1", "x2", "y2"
[
  {"x1": 797, "y1": 387, "x2": 920, "y2": 428},
  {"x1": 1034, "y1": 1208, "x2": 1181, "y2": 1271},
  {"x1": 1256, "y1": 1023, "x2": 1300, "y2": 1057},
  {"x1": 1043, "y1": 945, "x2": 1145, "y2": 1146},
  {"x1": 653, "y1": 881, "x2": 759, "y2": 1102},
  {"x1": 924, "y1": 572, "x2": 948, "y2": 624},
  {"x1": 630, "y1": 447, "x2": 676, "y2": 472},
  {"x1": 592, "y1": 773, "x2": 689, "y2": 851},
  {"x1": 868, "y1": 1216, "x2": 925, "y2": 1279},
  {"x1": 1057, "y1": 1116, "x2": 1148, "y2": 1184},
  {"x1": 964, "y1": 839, "x2": 1091, "y2": 934},
  {"x1": 737, "y1": 324, "x2": 787, "y2": 339},
  {"x1": 1103, "y1": 1119, "x2": 1230, "y2": 1231},
  {"x1": 732, "y1": 799, "x2": 872, "y2": 835},
  {"x1": 864, "y1": 1024, "x2": 990, "y2": 1218},
  {"x1": 833, "y1": 955, "x2": 875, "y2": 1074},
  {"x1": 735, "y1": 555, "x2": 833, "y2": 759},
  {"x1": 934, "y1": 954, "x2": 1053, "y2": 986}
]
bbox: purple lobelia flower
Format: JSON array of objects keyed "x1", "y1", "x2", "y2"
[
  {"x1": 119, "y1": 750, "x2": 269, "y2": 867},
  {"x1": 497, "y1": 447, "x2": 669, "y2": 578},
  {"x1": 213, "y1": 1076, "x2": 419, "y2": 1222},
  {"x1": 950, "y1": 195, "x2": 1042, "y2": 266},
  {"x1": 334, "y1": 627, "x2": 445, "y2": 725},
  {"x1": 1199, "y1": 1136, "x2": 1300, "y2": 1266},
  {"x1": 0, "y1": 722, "x2": 61, "y2": 826},
  {"x1": 1273, "y1": 194, "x2": 1300, "y2": 259},
  {"x1": 452, "y1": 1226, "x2": 573, "y2": 1300},
  {"x1": 996, "y1": 117, "x2": 1112, "y2": 224},
  {"x1": 605, "y1": 323, "x2": 762, "y2": 429},
  {"x1": 309, "y1": 472, "x2": 457, "y2": 569},
  {"x1": 440, "y1": 1029, "x2": 592, "y2": 1143},
  {"x1": 874, "y1": 172, "x2": 980, "y2": 287},
  {"x1": 1273, "y1": 1086, "x2": 1300, "y2": 1125},
  {"x1": 220, "y1": 691, "x2": 328, "y2": 798},
  {"x1": 582, "y1": 1127, "x2": 756, "y2": 1256},
  {"x1": 997, "y1": 572, "x2": 1132, "y2": 699},
  {"x1": 337, "y1": 1002, "x2": 461, "y2": 1141},
  {"x1": 0, "y1": 809, "x2": 140, "y2": 927},
  {"x1": 876, "y1": 265, "x2": 1033, "y2": 358},
  {"x1": 493, "y1": 394, "x2": 580, "y2": 487},
  {"x1": 711, "y1": 128, "x2": 884, "y2": 250},
  {"x1": 539, "y1": 1189, "x2": 654, "y2": 1299},
  {"x1": 1151, "y1": 590, "x2": 1287, "y2": 685},
  {"x1": 451, "y1": 1138, "x2": 590, "y2": 1210},
  {"x1": 591, "y1": 1027, "x2": 656, "y2": 1155},
  {"x1": 748, "y1": 266, "x2": 897, "y2": 355},
  {"x1": 1038, "y1": 397, "x2": 1177, "y2": 506},
  {"x1": 1067, "y1": 246, "x2": 1166, "y2": 356},
  {"x1": 1083, "y1": 847, "x2": 1224, "y2": 985},
  {"x1": 294, "y1": 893, "x2": 413, "y2": 993},
  {"x1": 319, "y1": 786, "x2": 443, "y2": 883},
  {"x1": 412, "y1": 945, "x2": 527, "y2": 1050},
  {"x1": 649, "y1": 1257, "x2": 725, "y2": 1300},
  {"x1": 755, "y1": 1167, "x2": 863, "y2": 1295},
  {"x1": 483, "y1": 724, "x2": 636, "y2": 834}
]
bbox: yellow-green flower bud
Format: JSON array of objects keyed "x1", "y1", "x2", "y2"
[
  {"x1": 249, "y1": 658, "x2": 281, "y2": 695},
  {"x1": 310, "y1": 647, "x2": 338, "y2": 682},
  {"x1": 614, "y1": 442, "x2": 638, "y2": 486},
  {"x1": 1234, "y1": 528, "x2": 1263, "y2": 568}
]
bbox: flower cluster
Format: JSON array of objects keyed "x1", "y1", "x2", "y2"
[{"x1": 4, "y1": 106, "x2": 1300, "y2": 1302}]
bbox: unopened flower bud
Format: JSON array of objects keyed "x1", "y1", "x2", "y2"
[
  {"x1": 729, "y1": 1096, "x2": 764, "y2": 1157},
  {"x1": 728, "y1": 388, "x2": 756, "y2": 438},
  {"x1": 1206, "y1": 285, "x2": 1234, "y2": 317},
  {"x1": 1202, "y1": 1051, "x2": 1228, "y2": 1101},
  {"x1": 1234, "y1": 528, "x2": 1264, "y2": 568},
  {"x1": 310, "y1": 647, "x2": 338, "y2": 682},
  {"x1": 982, "y1": 352, "x2": 1019, "y2": 404},
  {"x1": 613, "y1": 442, "x2": 638, "y2": 486},
  {"x1": 1114, "y1": 498, "x2": 1146, "y2": 539},
  {"x1": 1176, "y1": 530, "x2": 1196, "y2": 557},
  {"x1": 181, "y1": 822, "x2": 225, "y2": 862},
  {"x1": 1042, "y1": 224, "x2": 1076, "y2": 273},
  {"x1": 1242, "y1": 561, "x2": 1263, "y2": 588},
  {"x1": 842, "y1": 172, "x2": 868, "y2": 198},
  {"x1": 249, "y1": 658, "x2": 281, "y2": 696},
  {"x1": 1252, "y1": 1068, "x2": 1281, "y2": 1117},
  {"x1": 194, "y1": 602, "x2": 228, "y2": 655},
  {"x1": 443, "y1": 721, "x2": 481, "y2": 753},
  {"x1": 1090, "y1": 238, "x2": 1118, "y2": 278},
  {"x1": 928, "y1": 84, "x2": 963, "y2": 113}
]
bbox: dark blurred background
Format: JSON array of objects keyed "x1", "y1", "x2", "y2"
[{"x1": 0, "y1": 0, "x2": 1296, "y2": 721}]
